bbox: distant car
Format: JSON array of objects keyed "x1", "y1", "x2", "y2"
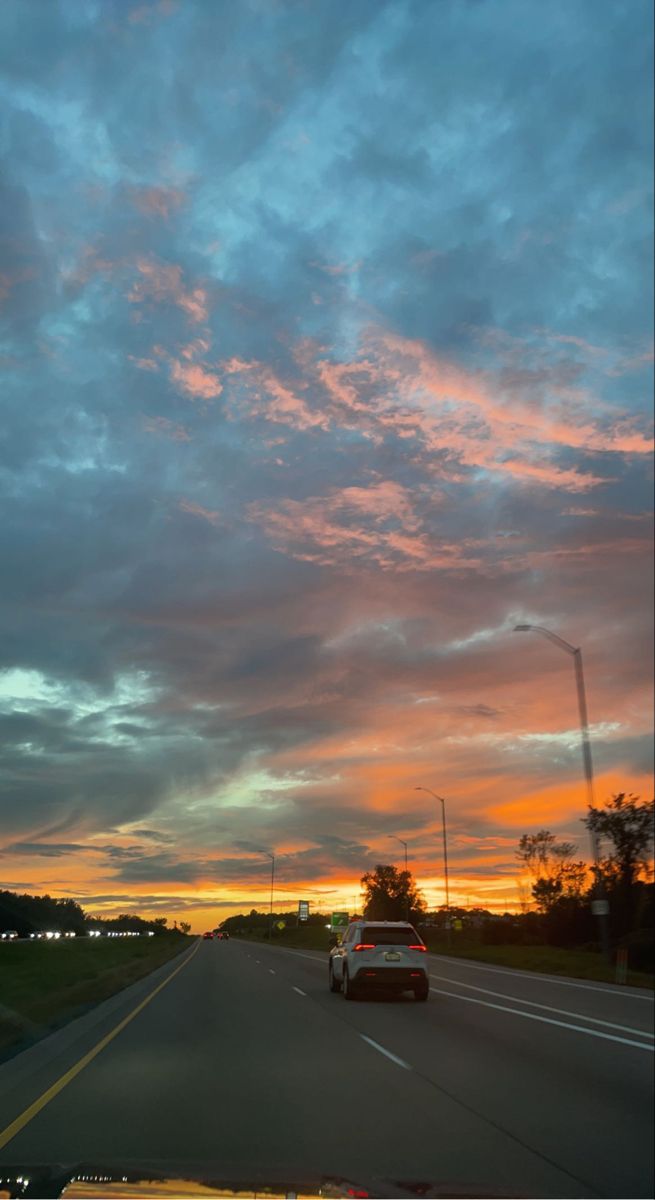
[
  {"x1": 202, "y1": 931, "x2": 214, "y2": 940},
  {"x1": 215, "y1": 931, "x2": 230, "y2": 940},
  {"x1": 1, "y1": 930, "x2": 19, "y2": 940},
  {"x1": 328, "y1": 920, "x2": 429, "y2": 1001}
]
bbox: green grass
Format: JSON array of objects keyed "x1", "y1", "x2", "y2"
[
  {"x1": 420, "y1": 936, "x2": 653, "y2": 988},
  {"x1": 236, "y1": 925, "x2": 333, "y2": 952},
  {"x1": 0, "y1": 936, "x2": 192, "y2": 1056},
  {"x1": 235, "y1": 926, "x2": 654, "y2": 988}
]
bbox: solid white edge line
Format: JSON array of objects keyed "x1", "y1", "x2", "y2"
[
  {"x1": 293, "y1": 986, "x2": 306, "y2": 996},
  {"x1": 429, "y1": 971, "x2": 655, "y2": 1039},
  {"x1": 360, "y1": 1034, "x2": 411, "y2": 1070},
  {"x1": 434, "y1": 955, "x2": 654, "y2": 999},
  {"x1": 429, "y1": 985, "x2": 655, "y2": 1050}
]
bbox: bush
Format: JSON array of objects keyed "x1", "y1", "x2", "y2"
[{"x1": 619, "y1": 929, "x2": 654, "y2": 974}]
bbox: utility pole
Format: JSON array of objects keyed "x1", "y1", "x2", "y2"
[
  {"x1": 514, "y1": 625, "x2": 611, "y2": 963},
  {"x1": 388, "y1": 835, "x2": 409, "y2": 920},
  {"x1": 264, "y1": 852, "x2": 275, "y2": 941},
  {"x1": 415, "y1": 788, "x2": 451, "y2": 946}
]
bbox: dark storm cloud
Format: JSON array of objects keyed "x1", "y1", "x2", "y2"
[{"x1": 4, "y1": 842, "x2": 87, "y2": 858}]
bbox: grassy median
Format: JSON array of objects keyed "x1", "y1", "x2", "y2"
[
  {"x1": 0, "y1": 936, "x2": 192, "y2": 1058},
  {"x1": 235, "y1": 925, "x2": 654, "y2": 988}
]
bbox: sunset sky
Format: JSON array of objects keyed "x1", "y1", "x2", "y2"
[{"x1": 1, "y1": 0, "x2": 653, "y2": 933}]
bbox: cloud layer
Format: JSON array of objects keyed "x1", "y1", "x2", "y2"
[{"x1": 0, "y1": 0, "x2": 652, "y2": 926}]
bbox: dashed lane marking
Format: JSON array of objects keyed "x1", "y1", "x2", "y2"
[{"x1": 360, "y1": 1035, "x2": 411, "y2": 1070}]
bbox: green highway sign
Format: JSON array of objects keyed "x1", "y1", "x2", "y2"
[{"x1": 330, "y1": 911, "x2": 349, "y2": 929}]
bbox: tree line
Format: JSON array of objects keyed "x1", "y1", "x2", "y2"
[
  {"x1": 0, "y1": 889, "x2": 188, "y2": 938},
  {"x1": 221, "y1": 792, "x2": 653, "y2": 972}
]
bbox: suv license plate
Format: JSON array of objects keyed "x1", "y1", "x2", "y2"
[{"x1": 384, "y1": 952, "x2": 401, "y2": 961}]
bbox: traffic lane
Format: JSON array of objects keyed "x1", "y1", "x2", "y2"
[
  {"x1": 237, "y1": 941, "x2": 654, "y2": 1200},
  {"x1": 429, "y1": 952, "x2": 655, "y2": 1033},
  {"x1": 0, "y1": 941, "x2": 592, "y2": 1198},
  {"x1": 248, "y1": 942, "x2": 655, "y2": 1035},
  {"x1": 0, "y1": 941, "x2": 198, "y2": 1129}
]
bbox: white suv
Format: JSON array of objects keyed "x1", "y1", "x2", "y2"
[{"x1": 328, "y1": 920, "x2": 429, "y2": 1001}]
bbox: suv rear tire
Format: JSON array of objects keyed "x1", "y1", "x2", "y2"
[
  {"x1": 343, "y1": 966, "x2": 358, "y2": 1000},
  {"x1": 329, "y1": 961, "x2": 342, "y2": 992},
  {"x1": 414, "y1": 984, "x2": 429, "y2": 1002}
]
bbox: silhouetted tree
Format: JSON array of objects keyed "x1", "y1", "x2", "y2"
[
  {"x1": 360, "y1": 864, "x2": 426, "y2": 924},
  {"x1": 583, "y1": 793, "x2": 654, "y2": 936},
  {"x1": 516, "y1": 831, "x2": 587, "y2": 912}
]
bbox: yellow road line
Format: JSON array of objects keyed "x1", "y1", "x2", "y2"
[{"x1": 0, "y1": 939, "x2": 200, "y2": 1152}]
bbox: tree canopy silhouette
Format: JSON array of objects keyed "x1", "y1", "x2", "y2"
[{"x1": 360, "y1": 863, "x2": 426, "y2": 924}]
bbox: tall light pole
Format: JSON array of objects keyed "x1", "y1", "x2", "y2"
[
  {"x1": 263, "y1": 852, "x2": 275, "y2": 941},
  {"x1": 513, "y1": 624, "x2": 611, "y2": 962},
  {"x1": 388, "y1": 835, "x2": 409, "y2": 920},
  {"x1": 415, "y1": 787, "x2": 451, "y2": 946}
]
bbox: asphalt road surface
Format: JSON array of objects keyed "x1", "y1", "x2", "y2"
[{"x1": 0, "y1": 938, "x2": 652, "y2": 1197}]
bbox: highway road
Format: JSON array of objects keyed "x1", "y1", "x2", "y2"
[{"x1": 0, "y1": 937, "x2": 652, "y2": 1197}]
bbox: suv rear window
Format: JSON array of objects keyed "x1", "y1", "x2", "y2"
[{"x1": 361, "y1": 926, "x2": 421, "y2": 945}]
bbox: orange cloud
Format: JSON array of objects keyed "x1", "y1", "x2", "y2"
[
  {"x1": 179, "y1": 498, "x2": 222, "y2": 525},
  {"x1": 170, "y1": 359, "x2": 222, "y2": 399},
  {"x1": 248, "y1": 481, "x2": 482, "y2": 573},
  {"x1": 128, "y1": 257, "x2": 209, "y2": 324},
  {"x1": 222, "y1": 357, "x2": 329, "y2": 431}
]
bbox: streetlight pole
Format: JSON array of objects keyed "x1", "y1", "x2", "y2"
[
  {"x1": 388, "y1": 835, "x2": 409, "y2": 920},
  {"x1": 264, "y1": 852, "x2": 275, "y2": 941},
  {"x1": 415, "y1": 787, "x2": 451, "y2": 946},
  {"x1": 513, "y1": 624, "x2": 611, "y2": 963}
]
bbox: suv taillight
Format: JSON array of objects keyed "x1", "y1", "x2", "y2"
[
  {"x1": 409, "y1": 944, "x2": 426, "y2": 951},
  {"x1": 353, "y1": 943, "x2": 376, "y2": 951}
]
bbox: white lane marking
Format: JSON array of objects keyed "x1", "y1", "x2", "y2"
[
  {"x1": 269, "y1": 969, "x2": 276, "y2": 975},
  {"x1": 429, "y1": 985, "x2": 655, "y2": 1051},
  {"x1": 434, "y1": 956, "x2": 654, "y2": 1000},
  {"x1": 429, "y1": 972, "x2": 655, "y2": 1038},
  {"x1": 255, "y1": 960, "x2": 260, "y2": 964},
  {"x1": 271, "y1": 948, "x2": 323, "y2": 964},
  {"x1": 360, "y1": 1035, "x2": 411, "y2": 1070},
  {"x1": 240, "y1": 942, "x2": 654, "y2": 1012},
  {"x1": 293, "y1": 986, "x2": 306, "y2": 997}
]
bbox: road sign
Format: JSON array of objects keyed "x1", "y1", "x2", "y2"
[
  {"x1": 276, "y1": 920, "x2": 286, "y2": 930},
  {"x1": 330, "y1": 911, "x2": 349, "y2": 930},
  {"x1": 298, "y1": 900, "x2": 309, "y2": 922},
  {"x1": 591, "y1": 899, "x2": 610, "y2": 916}
]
